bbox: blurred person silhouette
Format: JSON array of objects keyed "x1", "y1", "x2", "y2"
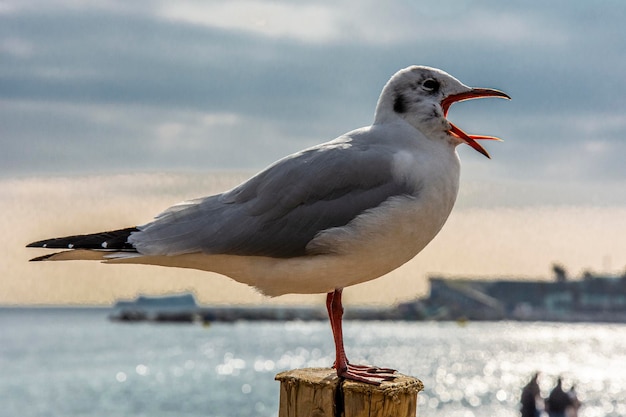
[
  {"x1": 566, "y1": 384, "x2": 581, "y2": 417},
  {"x1": 521, "y1": 372, "x2": 542, "y2": 417},
  {"x1": 546, "y1": 377, "x2": 572, "y2": 417}
]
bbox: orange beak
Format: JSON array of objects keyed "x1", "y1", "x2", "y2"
[{"x1": 441, "y1": 88, "x2": 511, "y2": 159}]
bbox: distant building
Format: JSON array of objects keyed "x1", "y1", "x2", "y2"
[{"x1": 404, "y1": 266, "x2": 626, "y2": 322}]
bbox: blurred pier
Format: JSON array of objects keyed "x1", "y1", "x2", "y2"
[{"x1": 109, "y1": 265, "x2": 626, "y2": 324}]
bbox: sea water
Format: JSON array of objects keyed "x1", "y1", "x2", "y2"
[{"x1": 1, "y1": 308, "x2": 625, "y2": 417}]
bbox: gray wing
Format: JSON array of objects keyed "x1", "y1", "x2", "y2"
[{"x1": 129, "y1": 136, "x2": 413, "y2": 258}]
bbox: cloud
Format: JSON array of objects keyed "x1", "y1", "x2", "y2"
[
  {"x1": 157, "y1": 1, "x2": 340, "y2": 43},
  {"x1": 0, "y1": 99, "x2": 320, "y2": 175},
  {"x1": 0, "y1": 37, "x2": 34, "y2": 57},
  {"x1": 1, "y1": 0, "x2": 626, "y2": 188}
]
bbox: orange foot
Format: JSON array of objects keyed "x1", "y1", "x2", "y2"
[{"x1": 337, "y1": 363, "x2": 397, "y2": 385}]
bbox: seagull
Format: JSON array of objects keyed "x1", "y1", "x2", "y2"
[{"x1": 27, "y1": 66, "x2": 509, "y2": 385}]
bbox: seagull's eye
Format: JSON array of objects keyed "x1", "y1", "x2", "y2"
[{"x1": 423, "y1": 79, "x2": 440, "y2": 92}]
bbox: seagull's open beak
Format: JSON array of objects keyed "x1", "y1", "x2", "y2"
[{"x1": 441, "y1": 88, "x2": 511, "y2": 159}]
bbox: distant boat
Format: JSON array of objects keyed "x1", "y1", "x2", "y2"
[{"x1": 109, "y1": 293, "x2": 200, "y2": 323}]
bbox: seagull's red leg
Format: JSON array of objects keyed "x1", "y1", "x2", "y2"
[
  {"x1": 326, "y1": 289, "x2": 348, "y2": 373},
  {"x1": 326, "y1": 288, "x2": 397, "y2": 385}
]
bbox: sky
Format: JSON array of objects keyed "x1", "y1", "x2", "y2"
[{"x1": 2, "y1": 0, "x2": 626, "y2": 306}]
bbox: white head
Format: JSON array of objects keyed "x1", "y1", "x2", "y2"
[{"x1": 374, "y1": 66, "x2": 510, "y2": 158}]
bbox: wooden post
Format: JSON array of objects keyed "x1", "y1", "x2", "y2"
[{"x1": 275, "y1": 368, "x2": 424, "y2": 417}]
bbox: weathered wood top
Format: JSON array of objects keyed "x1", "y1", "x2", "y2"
[{"x1": 276, "y1": 368, "x2": 424, "y2": 417}]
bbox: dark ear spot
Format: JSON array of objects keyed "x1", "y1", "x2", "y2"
[{"x1": 393, "y1": 93, "x2": 407, "y2": 113}]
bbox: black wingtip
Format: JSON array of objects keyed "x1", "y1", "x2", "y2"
[
  {"x1": 26, "y1": 241, "x2": 47, "y2": 248},
  {"x1": 29, "y1": 254, "x2": 56, "y2": 262},
  {"x1": 25, "y1": 227, "x2": 139, "y2": 251}
]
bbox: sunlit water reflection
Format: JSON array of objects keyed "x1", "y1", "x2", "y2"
[{"x1": 1, "y1": 309, "x2": 624, "y2": 417}]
